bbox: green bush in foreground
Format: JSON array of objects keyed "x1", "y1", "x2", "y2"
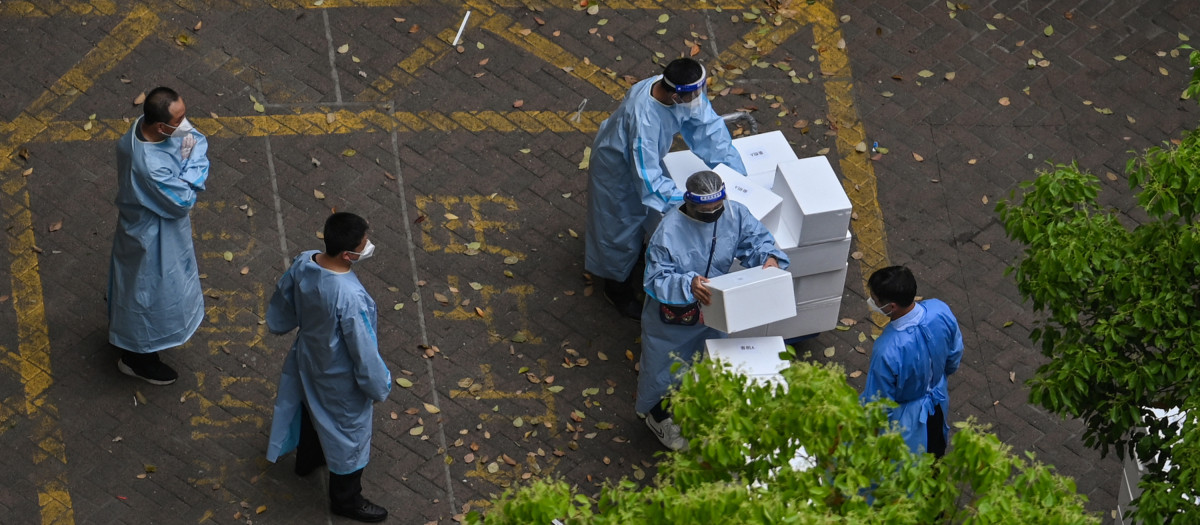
[{"x1": 468, "y1": 359, "x2": 1095, "y2": 524}]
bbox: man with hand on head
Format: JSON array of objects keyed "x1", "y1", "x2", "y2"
[{"x1": 109, "y1": 86, "x2": 209, "y2": 385}]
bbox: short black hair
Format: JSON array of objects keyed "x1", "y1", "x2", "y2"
[
  {"x1": 144, "y1": 87, "x2": 179, "y2": 125},
  {"x1": 868, "y1": 266, "x2": 917, "y2": 307},
  {"x1": 663, "y1": 58, "x2": 704, "y2": 89},
  {"x1": 323, "y1": 212, "x2": 369, "y2": 256}
]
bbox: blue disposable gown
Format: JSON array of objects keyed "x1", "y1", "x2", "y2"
[
  {"x1": 636, "y1": 201, "x2": 788, "y2": 414},
  {"x1": 584, "y1": 76, "x2": 748, "y2": 281},
  {"x1": 265, "y1": 251, "x2": 391, "y2": 474},
  {"x1": 108, "y1": 117, "x2": 209, "y2": 353},
  {"x1": 266, "y1": 251, "x2": 392, "y2": 474},
  {"x1": 860, "y1": 299, "x2": 963, "y2": 454}
]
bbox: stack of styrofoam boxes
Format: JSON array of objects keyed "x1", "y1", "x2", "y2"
[
  {"x1": 758, "y1": 157, "x2": 853, "y2": 339},
  {"x1": 661, "y1": 131, "x2": 851, "y2": 339}
]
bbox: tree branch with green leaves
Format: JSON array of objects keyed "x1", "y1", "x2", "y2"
[{"x1": 468, "y1": 358, "x2": 1095, "y2": 524}]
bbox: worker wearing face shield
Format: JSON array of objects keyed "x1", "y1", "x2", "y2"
[
  {"x1": 585, "y1": 58, "x2": 749, "y2": 320},
  {"x1": 636, "y1": 171, "x2": 787, "y2": 450}
]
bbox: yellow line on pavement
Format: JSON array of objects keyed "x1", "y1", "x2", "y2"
[
  {"x1": 0, "y1": 0, "x2": 757, "y2": 18},
  {"x1": 0, "y1": 0, "x2": 115, "y2": 17},
  {"x1": 0, "y1": 6, "x2": 159, "y2": 524},
  {"x1": 810, "y1": 1, "x2": 889, "y2": 316},
  {"x1": 29, "y1": 110, "x2": 608, "y2": 142},
  {"x1": 470, "y1": 0, "x2": 629, "y2": 100},
  {"x1": 356, "y1": 12, "x2": 473, "y2": 102},
  {"x1": 714, "y1": 15, "x2": 808, "y2": 84}
]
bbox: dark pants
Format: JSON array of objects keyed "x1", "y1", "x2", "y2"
[
  {"x1": 605, "y1": 249, "x2": 647, "y2": 301},
  {"x1": 927, "y1": 405, "x2": 947, "y2": 458},
  {"x1": 297, "y1": 403, "x2": 367, "y2": 510}
]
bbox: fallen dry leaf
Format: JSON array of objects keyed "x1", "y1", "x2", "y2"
[
  {"x1": 313, "y1": 189, "x2": 326, "y2": 200},
  {"x1": 512, "y1": 99, "x2": 524, "y2": 108},
  {"x1": 912, "y1": 152, "x2": 924, "y2": 162},
  {"x1": 998, "y1": 97, "x2": 1011, "y2": 106},
  {"x1": 48, "y1": 220, "x2": 62, "y2": 232},
  {"x1": 133, "y1": 92, "x2": 146, "y2": 106}
]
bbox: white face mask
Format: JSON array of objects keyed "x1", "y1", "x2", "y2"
[
  {"x1": 349, "y1": 239, "x2": 375, "y2": 263},
  {"x1": 165, "y1": 117, "x2": 194, "y2": 138},
  {"x1": 867, "y1": 297, "x2": 892, "y2": 316}
]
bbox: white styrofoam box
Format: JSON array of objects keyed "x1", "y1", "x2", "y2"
[
  {"x1": 727, "y1": 324, "x2": 769, "y2": 338},
  {"x1": 770, "y1": 216, "x2": 800, "y2": 251},
  {"x1": 773, "y1": 157, "x2": 853, "y2": 246},
  {"x1": 765, "y1": 297, "x2": 842, "y2": 339},
  {"x1": 705, "y1": 336, "x2": 789, "y2": 376},
  {"x1": 712, "y1": 164, "x2": 783, "y2": 225},
  {"x1": 783, "y1": 230, "x2": 852, "y2": 277},
  {"x1": 662, "y1": 149, "x2": 711, "y2": 189},
  {"x1": 792, "y1": 263, "x2": 849, "y2": 305},
  {"x1": 702, "y1": 267, "x2": 795, "y2": 333},
  {"x1": 661, "y1": 156, "x2": 783, "y2": 225},
  {"x1": 733, "y1": 131, "x2": 799, "y2": 188}
]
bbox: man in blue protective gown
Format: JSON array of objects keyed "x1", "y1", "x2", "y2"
[
  {"x1": 266, "y1": 212, "x2": 392, "y2": 523},
  {"x1": 585, "y1": 58, "x2": 748, "y2": 320},
  {"x1": 637, "y1": 171, "x2": 787, "y2": 450},
  {"x1": 860, "y1": 266, "x2": 963, "y2": 458},
  {"x1": 109, "y1": 86, "x2": 209, "y2": 385}
]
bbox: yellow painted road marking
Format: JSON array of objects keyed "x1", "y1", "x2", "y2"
[
  {"x1": 0, "y1": 0, "x2": 116, "y2": 17},
  {"x1": 715, "y1": 15, "x2": 809, "y2": 82},
  {"x1": 468, "y1": 0, "x2": 629, "y2": 100},
  {"x1": 0, "y1": 6, "x2": 159, "y2": 524},
  {"x1": 0, "y1": 0, "x2": 757, "y2": 17},
  {"x1": 27, "y1": 110, "x2": 609, "y2": 142},
  {"x1": 810, "y1": 1, "x2": 889, "y2": 324},
  {"x1": 357, "y1": 13, "x2": 474, "y2": 102}
]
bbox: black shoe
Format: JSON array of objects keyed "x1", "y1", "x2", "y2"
[
  {"x1": 117, "y1": 352, "x2": 178, "y2": 385},
  {"x1": 331, "y1": 500, "x2": 388, "y2": 522}
]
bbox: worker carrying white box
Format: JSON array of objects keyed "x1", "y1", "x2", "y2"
[{"x1": 637, "y1": 171, "x2": 790, "y2": 452}]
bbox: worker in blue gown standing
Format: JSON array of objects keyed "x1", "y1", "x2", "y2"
[
  {"x1": 266, "y1": 212, "x2": 392, "y2": 523},
  {"x1": 860, "y1": 266, "x2": 963, "y2": 458},
  {"x1": 109, "y1": 86, "x2": 209, "y2": 385},
  {"x1": 585, "y1": 58, "x2": 748, "y2": 320},
  {"x1": 637, "y1": 171, "x2": 787, "y2": 450}
]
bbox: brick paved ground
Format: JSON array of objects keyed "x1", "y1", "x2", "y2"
[{"x1": 0, "y1": 0, "x2": 1196, "y2": 523}]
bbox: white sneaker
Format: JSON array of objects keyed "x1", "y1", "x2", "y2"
[{"x1": 645, "y1": 416, "x2": 689, "y2": 451}]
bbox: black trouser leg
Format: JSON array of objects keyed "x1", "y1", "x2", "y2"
[
  {"x1": 648, "y1": 399, "x2": 671, "y2": 423},
  {"x1": 295, "y1": 403, "x2": 326, "y2": 476},
  {"x1": 927, "y1": 405, "x2": 947, "y2": 458},
  {"x1": 626, "y1": 248, "x2": 646, "y2": 294},
  {"x1": 329, "y1": 467, "x2": 367, "y2": 510}
]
